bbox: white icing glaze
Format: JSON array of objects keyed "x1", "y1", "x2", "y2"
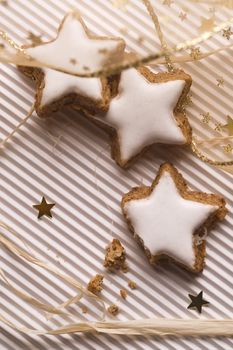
[
  {"x1": 95, "y1": 68, "x2": 187, "y2": 163},
  {"x1": 40, "y1": 68, "x2": 102, "y2": 107},
  {"x1": 124, "y1": 171, "x2": 218, "y2": 268},
  {"x1": 26, "y1": 13, "x2": 124, "y2": 75}
]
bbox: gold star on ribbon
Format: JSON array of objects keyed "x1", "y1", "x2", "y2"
[
  {"x1": 222, "y1": 27, "x2": 233, "y2": 40},
  {"x1": 223, "y1": 143, "x2": 233, "y2": 154},
  {"x1": 223, "y1": 115, "x2": 233, "y2": 135},
  {"x1": 190, "y1": 47, "x2": 201, "y2": 60},
  {"x1": 33, "y1": 196, "x2": 55, "y2": 219},
  {"x1": 199, "y1": 15, "x2": 215, "y2": 33},
  {"x1": 187, "y1": 291, "x2": 209, "y2": 313},
  {"x1": 201, "y1": 112, "x2": 211, "y2": 124},
  {"x1": 214, "y1": 122, "x2": 223, "y2": 132}
]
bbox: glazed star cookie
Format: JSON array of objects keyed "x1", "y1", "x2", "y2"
[
  {"x1": 121, "y1": 163, "x2": 227, "y2": 272},
  {"x1": 90, "y1": 66, "x2": 192, "y2": 168},
  {"x1": 19, "y1": 12, "x2": 125, "y2": 117}
]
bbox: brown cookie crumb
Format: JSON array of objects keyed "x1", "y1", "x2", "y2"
[
  {"x1": 81, "y1": 306, "x2": 88, "y2": 314},
  {"x1": 120, "y1": 289, "x2": 127, "y2": 299},
  {"x1": 107, "y1": 304, "x2": 119, "y2": 316},
  {"x1": 128, "y1": 280, "x2": 137, "y2": 289},
  {"x1": 104, "y1": 239, "x2": 127, "y2": 272},
  {"x1": 87, "y1": 274, "x2": 104, "y2": 295}
]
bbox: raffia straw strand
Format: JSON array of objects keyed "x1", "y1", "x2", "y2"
[
  {"x1": 0, "y1": 268, "x2": 68, "y2": 315},
  {"x1": 0, "y1": 314, "x2": 233, "y2": 336},
  {"x1": 0, "y1": 103, "x2": 35, "y2": 148},
  {"x1": 0, "y1": 224, "x2": 105, "y2": 315}
]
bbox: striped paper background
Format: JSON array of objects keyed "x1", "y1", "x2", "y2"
[{"x1": 1, "y1": 1, "x2": 233, "y2": 349}]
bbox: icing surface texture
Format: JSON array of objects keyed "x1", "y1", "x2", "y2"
[
  {"x1": 96, "y1": 68, "x2": 187, "y2": 162},
  {"x1": 26, "y1": 13, "x2": 124, "y2": 74},
  {"x1": 40, "y1": 68, "x2": 102, "y2": 107},
  {"x1": 124, "y1": 171, "x2": 218, "y2": 268}
]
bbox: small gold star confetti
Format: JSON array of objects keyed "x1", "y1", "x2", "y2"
[
  {"x1": 199, "y1": 15, "x2": 215, "y2": 33},
  {"x1": 69, "y1": 58, "x2": 77, "y2": 65},
  {"x1": 216, "y1": 77, "x2": 224, "y2": 87},
  {"x1": 214, "y1": 122, "x2": 223, "y2": 132},
  {"x1": 163, "y1": 0, "x2": 173, "y2": 6},
  {"x1": 33, "y1": 196, "x2": 55, "y2": 219},
  {"x1": 223, "y1": 143, "x2": 233, "y2": 153},
  {"x1": 190, "y1": 47, "x2": 201, "y2": 60},
  {"x1": 187, "y1": 291, "x2": 209, "y2": 314},
  {"x1": 223, "y1": 115, "x2": 233, "y2": 135},
  {"x1": 201, "y1": 112, "x2": 211, "y2": 124},
  {"x1": 222, "y1": 27, "x2": 233, "y2": 40},
  {"x1": 27, "y1": 31, "x2": 43, "y2": 45},
  {"x1": 179, "y1": 12, "x2": 187, "y2": 21}
]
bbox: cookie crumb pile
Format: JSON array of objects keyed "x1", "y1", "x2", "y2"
[
  {"x1": 104, "y1": 238, "x2": 128, "y2": 272},
  {"x1": 128, "y1": 280, "x2": 137, "y2": 290},
  {"x1": 87, "y1": 274, "x2": 104, "y2": 295},
  {"x1": 107, "y1": 304, "x2": 119, "y2": 316}
]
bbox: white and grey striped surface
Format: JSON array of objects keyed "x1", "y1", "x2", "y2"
[{"x1": 0, "y1": 1, "x2": 233, "y2": 349}]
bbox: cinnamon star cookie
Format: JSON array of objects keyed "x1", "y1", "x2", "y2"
[
  {"x1": 121, "y1": 163, "x2": 227, "y2": 272},
  {"x1": 19, "y1": 12, "x2": 125, "y2": 117},
  {"x1": 90, "y1": 66, "x2": 192, "y2": 168}
]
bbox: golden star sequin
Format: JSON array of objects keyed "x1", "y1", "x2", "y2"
[
  {"x1": 33, "y1": 196, "x2": 55, "y2": 219},
  {"x1": 201, "y1": 112, "x2": 211, "y2": 124},
  {"x1": 179, "y1": 12, "x2": 187, "y2": 21},
  {"x1": 190, "y1": 47, "x2": 201, "y2": 60},
  {"x1": 223, "y1": 115, "x2": 233, "y2": 135},
  {"x1": 222, "y1": 27, "x2": 233, "y2": 40},
  {"x1": 187, "y1": 291, "x2": 209, "y2": 314},
  {"x1": 216, "y1": 77, "x2": 224, "y2": 87},
  {"x1": 223, "y1": 143, "x2": 233, "y2": 153},
  {"x1": 199, "y1": 15, "x2": 215, "y2": 33}
]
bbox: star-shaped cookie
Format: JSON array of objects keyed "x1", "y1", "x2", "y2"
[
  {"x1": 20, "y1": 12, "x2": 125, "y2": 117},
  {"x1": 92, "y1": 66, "x2": 192, "y2": 168},
  {"x1": 122, "y1": 163, "x2": 227, "y2": 272}
]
